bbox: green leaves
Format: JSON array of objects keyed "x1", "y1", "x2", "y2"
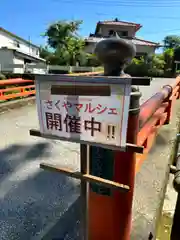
[
  {"x1": 41, "y1": 20, "x2": 86, "y2": 66},
  {"x1": 163, "y1": 35, "x2": 180, "y2": 50},
  {"x1": 44, "y1": 20, "x2": 83, "y2": 50}
]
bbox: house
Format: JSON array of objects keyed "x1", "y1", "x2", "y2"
[
  {"x1": 0, "y1": 27, "x2": 46, "y2": 73},
  {"x1": 84, "y1": 18, "x2": 160, "y2": 58}
]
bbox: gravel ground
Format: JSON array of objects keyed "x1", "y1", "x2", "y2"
[{"x1": 0, "y1": 77, "x2": 176, "y2": 240}]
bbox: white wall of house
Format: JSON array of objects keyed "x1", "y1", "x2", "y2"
[
  {"x1": 135, "y1": 45, "x2": 157, "y2": 55},
  {"x1": 85, "y1": 42, "x2": 96, "y2": 53},
  {"x1": 0, "y1": 49, "x2": 14, "y2": 72},
  {"x1": 97, "y1": 25, "x2": 137, "y2": 38},
  {"x1": 0, "y1": 48, "x2": 46, "y2": 74},
  {"x1": 0, "y1": 30, "x2": 40, "y2": 58}
]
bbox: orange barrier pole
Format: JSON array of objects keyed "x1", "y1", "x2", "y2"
[
  {"x1": 0, "y1": 78, "x2": 33, "y2": 85},
  {"x1": 139, "y1": 85, "x2": 172, "y2": 128},
  {"x1": 88, "y1": 38, "x2": 139, "y2": 240},
  {"x1": 0, "y1": 78, "x2": 35, "y2": 101},
  {"x1": 166, "y1": 77, "x2": 180, "y2": 123}
]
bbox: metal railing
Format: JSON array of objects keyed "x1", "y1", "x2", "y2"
[
  {"x1": 0, "y1": 78, "x2": 35, "y2": 101},
  {"x1": 0, "y1": 63, "x2": 100, "y2": 74}
]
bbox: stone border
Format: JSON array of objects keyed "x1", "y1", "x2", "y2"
[{"x1": 0, "y1": 97, "x2": 36, "y2": 114}]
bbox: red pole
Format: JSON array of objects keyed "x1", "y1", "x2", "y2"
[
  {"x1": 113, "y1": 94, "x2": 140, "y2": 239},
  {"x1": 88, "y1": 38, "x2": 139, "y2": 240},
  {"x1": 88, "y1": 90, "x2": 141, "y2": 240}
]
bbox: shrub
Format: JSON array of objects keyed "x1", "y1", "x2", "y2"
[
  {"x1": 125, "y1": 55, "x2": 166, "y2": 77},
  {"x1": 148, "y1": 68, "x2": 164, "y2": 77},
  {"x1": 125, "y1": 57, "x2": 149, "y2": 76},
  {"x1": 85, "y1": 53, "x2": 101, "y2": 67},
  {"x1": 0, "y1": 73, "x2": 6, "y2": 80}
]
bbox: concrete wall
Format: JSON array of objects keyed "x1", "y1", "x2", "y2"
[
  {"x1": 0, "y1": 49, "x2": 25, "y2": 73},
  {"x1": 0, "y1": 30, "x2": 39, "y2": 58}
]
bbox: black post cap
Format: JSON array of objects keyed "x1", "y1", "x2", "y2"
[{"x1": 94, "y1": 37, "x2": 136, "y2": 76}]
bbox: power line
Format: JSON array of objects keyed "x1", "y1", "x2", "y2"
[
  {"x1": 56, "y1": 0, "x2": 180, "y2": 3},
  {"x1": 95, "y1": 13, "x2": 180, "y2": 20},
  {"x1": 59, "y1": 0, "x2": 180, "y2": 7},
  {"x1": 140, "y1": 28, "x2": 180, "y2": 35}
]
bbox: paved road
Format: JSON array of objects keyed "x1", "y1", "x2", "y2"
[
  {"x1": 139, "y1": 77, "x2": 175, "y2": 104},
  {"x1": 0, "y1": 78, "x2": 176, "y2": 240}
]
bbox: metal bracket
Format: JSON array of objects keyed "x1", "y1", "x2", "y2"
[{"x1": 34, "y1": 74, "x2": 151, "y2": 86}]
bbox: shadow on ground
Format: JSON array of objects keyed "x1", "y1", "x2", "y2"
[
  {"x1": 0, "y1": 142, "x2": 50, "y2": 177},
  {"x1": 0, "y1": 143, "x2": 80, "y2": 240}
]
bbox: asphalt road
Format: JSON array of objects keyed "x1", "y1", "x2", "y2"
[{"x1": 0, "y1": 78, "x2": 177, "y2": 240}]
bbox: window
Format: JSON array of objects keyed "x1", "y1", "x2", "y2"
[
  {"x1": 118, "y1": 31, "x2": 128, "y2": 37},
  {"x1": 32, "y1": 48, "x2": 36, "y2": 54},
  {"x1": 31, "y1": 48, "x2": 39, "y2": 55},
  {"x1": 24, "y1": 59, "x2": 32, "y2": 64},
  {"x1": 108, "y1": 30, "x2": 115, "y2": 36}
]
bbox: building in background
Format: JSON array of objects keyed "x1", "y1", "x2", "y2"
[
  {"x1": 84, "y1": 18, "x2": 160, "y2": 58},
  {"x1": 0, "y1": 27, "x2": 45, "y2": 73}
]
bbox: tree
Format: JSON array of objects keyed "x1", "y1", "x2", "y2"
[
  {"x1": 85, "y1": 53, "x2": 101, "y2": 67},
  {"x1": 174, "y1": 46, "x2": 180, "y2": 62},
  {"x1": 163, "y1": 48, "x2": 174, "y2": 73},
  {"x1": 163, "y1": 35, "x2": 180, "y2": 50},
  {"x1": 39, "y1": 46, "x2": 52, "y2": 60},
  {"x1": 65, "y1": 37, "x2": 85, "y2": 65},
  {"x1": 43, "y1": 20, "x2": 83, "y2": 50},
  {"x1": 42, "y1": 20, "x2": 85, "y2": 66}
]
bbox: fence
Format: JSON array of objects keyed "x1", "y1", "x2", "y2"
[
  {"x1": 136, "y1": 77, "x2": 180, "y2": 172},
  {"x1": 0, "y1": 78, "x2": 35, "y2": 101},
  {"x1": 0, "y1": 63, "x2": 99, "y2": 74}
]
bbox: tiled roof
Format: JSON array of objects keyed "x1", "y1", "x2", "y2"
[
  {"x1": 100, "y1": 20, "x2": 140, "y2": 27},
  {"x1": 84, "y1": 37, "x2": 159, "y2": 47},
  {"x1": 132, "y1": 38, "x2": 159, "y2": 46},
  {"x1": 97, "y1": 20, "x2": 142, "y2": 31}
]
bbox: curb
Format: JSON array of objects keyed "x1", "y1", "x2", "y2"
[{"x1": 0, "y1": 97, "x2": 36, "y2": 114}]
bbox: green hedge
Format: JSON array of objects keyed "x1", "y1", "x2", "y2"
[{"x1": 125, "y1": 55, "x2": 174, "y2": 78}]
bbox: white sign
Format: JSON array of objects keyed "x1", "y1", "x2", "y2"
[{"x1": 36, "y1": 81, "x2": 131, "y2": 148}]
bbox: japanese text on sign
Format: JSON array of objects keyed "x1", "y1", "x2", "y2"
[{"x1": 37, "y1": 83, "x2": 131, "y2": 148}]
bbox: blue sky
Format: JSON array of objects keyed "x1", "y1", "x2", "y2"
[{"x1": 1, "y1": 0, "x2": 180, "y2": 46}]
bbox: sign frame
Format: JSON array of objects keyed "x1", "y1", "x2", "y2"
[{"x1": 34, "y1": 74, "x2": 150, "y2": 151}]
